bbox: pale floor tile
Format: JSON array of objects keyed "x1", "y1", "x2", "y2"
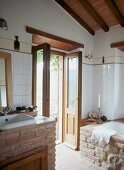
[{"x1": 56, "y1": 144, "x2": 101, "y2": 170}]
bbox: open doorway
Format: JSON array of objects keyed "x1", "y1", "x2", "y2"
[
  {"x1": 34, "y1": 49, "x2": 63, "y2": 143},
  {"x1": 29, "y1": 27, "x2": 84, "y2": 170},
  {"x1": 32, "y1": 46, "x2": 82, "y2": 148},
  {"x1": 49, "y1": 51, "x2": 82, "y2": 149},
  {"x1": 50, "y1": 53, "x2": 63, "y2": 144},
  {"x1": 30, "y1": 27, "x2": 83, "y2": 150}
]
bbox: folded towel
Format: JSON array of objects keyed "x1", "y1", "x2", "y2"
[{"x1": 91, "y1": 128, "x2": 116, "y2": 147}]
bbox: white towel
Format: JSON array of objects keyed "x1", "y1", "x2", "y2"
[{"x1": 91, "y1": 128, "x2": 116, "y2": 147}]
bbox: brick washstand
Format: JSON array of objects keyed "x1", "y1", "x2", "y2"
[
  {"x1": 80, "y1": 124, "x2": 124, "y2": 170},
  {"x1": 0, "y1": 116, "x2": 56, "y2": 170}
]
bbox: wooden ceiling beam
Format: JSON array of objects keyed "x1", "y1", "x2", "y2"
[
  {"x1": 54, "y1": 0, "x2": 95, "y2": 35},
  {"x1": 26, "y1": 26, "x2": 84, "y2": 48},
  {"x1": 79, "y1": 0, "x2": 109, "y2": 32},
  {"x1": 105, "y1": 0, "x2": 124, "y2": 27},
  {"x1": 111, "y1": 41, "x2": 124, "y2": 48},
  {"x1": 111, "y1": 41, "x2": 124, "y2": 52}
]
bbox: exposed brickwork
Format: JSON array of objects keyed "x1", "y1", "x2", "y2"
[
  {"x1": 0, "y1": 120, "x2": 56, "y2": 170},
  {"x1": 80, "y1": 125, "x2": 124, "y2": 170}
]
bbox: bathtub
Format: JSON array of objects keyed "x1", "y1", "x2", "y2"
[
  {"x1": 94, "y1": 121, "x2": 124, "y2": 137},
  {"x1": 80, "y1": 122, "x2": 124, "y2": 169}
]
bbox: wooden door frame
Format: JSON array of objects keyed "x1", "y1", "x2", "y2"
[
  {"x1": 32, "y1": 44, "x2": 82, "y2": 147},
  {"x1": 62, "y1": 51, "x2": 82, "y2": 150},
  {"x1": 0, "y1": 51, "x2": 13, "y2": 107},
  {"x1": 32, "y1": 43, "x2": 50, "y2": 117},
  {"x1": 32, "y1": 46, "x2": 65, "y2": 118}
]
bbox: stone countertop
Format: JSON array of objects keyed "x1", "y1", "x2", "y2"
[
  {"x1": 80, "y1": 123, "x2": 99, "y2": 132},
  {"x1": 34, "y1": 115, "x2": 56, "y2": 125},
  {"x1": 111, "y1": 134, "x2": 124, "y2": 143},
  {"x1": 8, "y1": 112, "x2": 56, "y2": 124}
]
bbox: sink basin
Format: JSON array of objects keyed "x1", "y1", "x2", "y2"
[
  {"x1": 0, "y1": 114, "x2": 36, "y2": 130},
  {"x1": 35, "y1": 115, "x2": 49, "y2": 121}
]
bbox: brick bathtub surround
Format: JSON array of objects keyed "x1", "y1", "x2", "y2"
[
  {"x1": 0, "y1": 118, "x2": 56, "y2": 170},
  {"x1": 80, "y1": 124, "x2": 124, "y2": 170}
]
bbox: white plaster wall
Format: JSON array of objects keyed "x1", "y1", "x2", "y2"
[
  {"x1": 0, "y1": 0, "x2": 93, "y2": 51},
  {"x1": 93, "y1": 26, "x2": 124, "y2": 58},
  {"x1": 82, "y1": 64, "x2": 93, "y2": 119}
]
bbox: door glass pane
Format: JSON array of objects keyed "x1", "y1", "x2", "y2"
[
  {"x1": 36, "y1": 50, "x2": 43, "y2": 114},
  {"x1": 68, "y1": 57, "x2": 77, "y2": 108},
  {"x1": 50, "y1": 54, "x2": 59, "y2": 117},
  {"x1": 50, "y1": 54, "x2": 63, "y2": 143}
]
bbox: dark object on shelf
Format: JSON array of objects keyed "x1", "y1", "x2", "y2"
[
  {"x1": 14, "y1": 36, "x2": 20, "y2": 51},
  {"x1": 0, "y1": 112, "x2": 4, "y2": 116},
  {"x1": 101, "y1": 115, "x2": 107, "y2": 121},
  {"x1": 0, "y1": 18, "x2": 8, "y2": 30},
  {"x1": 16, "y1": 107, "x2": 22, "y2": 111},
  {"x1": 102, "y1": 56, "x2": 105, "y2": 64},
  {"x1": 16, "y1": 106, "x2": 26, "y2": 112},
  {"x1": 21, "y1": 106, "x2": 26, "y2": 110},
  {"x1": 27, "y1": 107, "x2": 33, "y2": 112},
  {"x1": 27, "y1": 106, "x2": 37, "y2": 112}
]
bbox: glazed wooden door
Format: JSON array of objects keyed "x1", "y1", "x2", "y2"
[
  {"x1": 32, "y1": 43, "x2": 50, "y2": 117},
  {"x1": 64, "y1": 52, "x2": 82, "y2": 150}
]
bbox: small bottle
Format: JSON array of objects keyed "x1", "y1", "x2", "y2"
[
  {"x1": 102, "y1": 56, "x2": 105, "y2": 64},
  {"x1": 14, "y1": 36, "x2": 20, "y2": 51}
]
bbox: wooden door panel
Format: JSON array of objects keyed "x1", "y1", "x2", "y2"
[
  {"x1": 3, "y1": 155, "x2": 42, "y2": 170},
  {"x1": 67, "y1": 114, "x2": 75, "y2": 135},
  {"x1": 1, "y1": 147, "x2": 47, "y2": 170},
  {"x1": 64, "y1": 52, "x2": 82, "y2": 150}
]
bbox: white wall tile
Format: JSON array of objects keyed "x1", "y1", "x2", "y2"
[
  {"x1": 23, "y1": 53, "x2": 32, "y2": 65},
  {"x1": 13, "y1": 85, "x2": 23, "y2": 96},
  {"x1": 0, "y1": 49, "x2": 32, "y2": 107},
  {"x1": 92, "y1": 64, "x2": 124, "y2": 120},
  {"x1": 13, "y1": 63, "x2": 23, "y2": 74},
  {"x1": 22, "y1": 95, "x2": 32, "y2": 106},
  {"x1": 13, "y1": 74, "x2": 23, "y2": 85},
  {"x1": 22, "y1": 75, "x2": 32, "y2": 85},
  {"x1": 23, "y1": 64, "x2": 32, "y2": 75},
  {"x1": 82, "y1": 64, "x2": 93, "y2": 119},
  {"x1": 12, "y1": 52, "x2": 32, "y2": 106},
  {"x1": 13, "y1": 52, "x2": 24, "y2": 64},
  {"x1": 22, "y1": 85, "x2": 31, "y2": 95},
  {"x1": 13, "y1": 96, "x2": 22, "y2": 106}
]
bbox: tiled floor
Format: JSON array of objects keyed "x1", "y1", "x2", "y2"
[{"x1": 55, "y1": 143, "x2": 101, "y2": 170}]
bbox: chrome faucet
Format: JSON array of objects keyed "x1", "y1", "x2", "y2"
[{"x1": 0, "y1": 107, "x2": 14, "y2": 116}]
